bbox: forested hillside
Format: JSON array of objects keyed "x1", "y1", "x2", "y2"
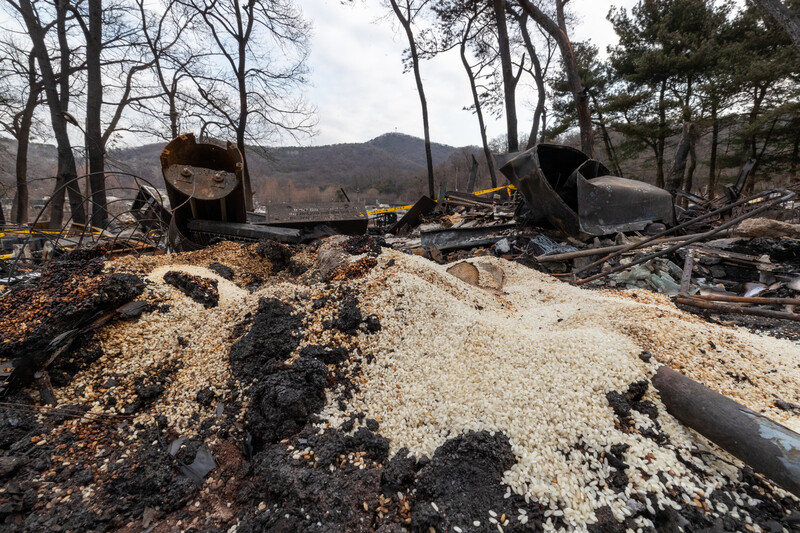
[{"x1": 0, "y1": 133, "x2": 473, "y2": 206}]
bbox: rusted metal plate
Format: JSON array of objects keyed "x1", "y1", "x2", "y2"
[
  {"x1": 163, "y1": 165, "x2": 239, "y2": 201},
  {"x1": 160, "y1": 133, "x2": 247, "y2": 251},
  {"x1": 263, "y1": 202, "x2": 368, "y2": 235},
  {"x1": 652, "y1": 366, "x2": 800, "y2": 497}
]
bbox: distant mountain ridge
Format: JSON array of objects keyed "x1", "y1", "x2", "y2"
[
  {"x1": 0, "y1": 132, "x2": 465, "y2": 198},
  {"x1": 0, "y1": 131, "x2": 473, "y2": 206}
]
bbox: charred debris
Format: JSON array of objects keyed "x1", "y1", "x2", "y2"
[{"x1": 1, "y1": 135, "x2": 800, "y2": 532}]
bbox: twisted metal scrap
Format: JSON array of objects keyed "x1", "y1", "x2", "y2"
[{"x1": 2, "y1": 172, "x2": 169, "y2": 281}]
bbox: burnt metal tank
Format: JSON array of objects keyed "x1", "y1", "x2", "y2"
[
  {"x1": 161, "y1": 133, "x2": 247, "y2": 250},
  {"x1": 498, "y1": 144, "x2": 675, "y2": 238}
]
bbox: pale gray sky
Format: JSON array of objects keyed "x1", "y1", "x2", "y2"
[{"x1": 303, "y1": 0, "x2": 638, "y2": 147}]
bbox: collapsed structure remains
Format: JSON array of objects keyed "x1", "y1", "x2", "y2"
[{"x1": 0, "y1": 135, "x2": 799, "y2": 533}]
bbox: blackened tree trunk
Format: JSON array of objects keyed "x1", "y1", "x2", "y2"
[
  {"x1": 10, "y1": 54, "x2": 39, "y2": 224},
  {"x1": 236, "y1": 2, "x2": 255, "y2": 211},
  {"x1": 55, "y1": 0, "x2": 87, "y2": 225},
  {"x1": 389, "y1": 0, "x2": 434, "y2": 197},
  {"x1": 12, "y1": 89, "x2": 36, "y2": 224},
  {"x1": 656, "y1": 79, "x2": 667, "y2": 189},
  {"x1": 685, "y1": 131, "x2": 697, "y2": 200},
  {"x1": 747, "y1": 115, "x2": 779, "y2": 194},
  {"x1": 466, "y1": 154, "x2": 479, "y2": 192},
  {"x1": 515, "y1": 11, "x2": 546, "y2": 149},
  {"x1": 86, "y1": 0, "x2": 107, "y2": 227},
  {"x1": 708, "y1": 102, "x2": 719, "y2": 198},
  {"x1": 666, "y1": 121, "x2": 696, "y2": 194},
  {"x1": 749, "y1": 85, "x2": 768, "y2": 161},
  {"x1": 517, "y1": 0, "x2": 594, "y2": 156},
  {"x1": 13, "y1": 0, "x2": 85, "y2": 228},
  {"x1": 589, "y1": 94, "x2": 623, "y2": 177},
  {"x1": 459, "y1": 14, "x2": 497, "y2": 187},
  {"x1": 493, "y1": 0, "x2": 518, "y2": 152},
  {"x1": 790, "y1": 118, "x2": 800, "y2": 179}
]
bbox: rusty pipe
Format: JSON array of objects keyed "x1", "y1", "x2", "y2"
[
  {"x1": 652, "y1": 366, "x2": 800, "y2": 497},
  {"x1": 682, "y1": 293, "x2": 800, "y2": 307}
]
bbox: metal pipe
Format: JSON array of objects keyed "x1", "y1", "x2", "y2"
[
  {"x1": 674, "y1": 295, "x2": 800, "y2": 322},
  {"x1": 535, "y1": 235, "x2": 696, "y2": 263},
  {"x1": 576, "y1": 190, "x2": 796, "y2": 285},
  {"x1": 682, "y1": 293, "x2": 800, "y2": 306},
  {"x1": 652, "y1": 366, "x2": 800, "y2": 497}
]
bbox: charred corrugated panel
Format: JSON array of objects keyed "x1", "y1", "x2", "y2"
[
  {"x1": 420, "y1": 224, "x2": 517, "y2": 252},
  {"x1": 263, "y1": 202, "x2": 368, "y2": 235},
  {"x1": 187, "y1": 219, "x2": 302, "y2": 244}
]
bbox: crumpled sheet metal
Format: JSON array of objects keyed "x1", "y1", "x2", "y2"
[{"x1": 497, "y1": 144, "x2": 675, "y2": 237}]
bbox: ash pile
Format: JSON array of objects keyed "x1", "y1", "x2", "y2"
[{"x1": 0, "y1": 231, "x2": 799, "y2": 533}]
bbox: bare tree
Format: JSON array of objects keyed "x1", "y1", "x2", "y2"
[
  {"x1": 135, "y1": 0, "x2": 203, "y2": 140},
  {"x1": 7, "y1": 0, "x2": 87, "y2": 228},
  {"x1": 67, "y1": 0, "x2": 161, "y2": 227},
  {"x1": 516, "y1": 0, "x2": 594, "y2": 156},
  {"x1": 387, "y1": 0, "x2": 435, "y2": 198},
  {"x1": 510, "y1": 7, "x2": 554, "y2": 148},
  {"x1": 459, "y1": 8, "x2": 498, "y2": 186},
  {"x1": 493, "y1": 0, "x2": 520, "y2": 152},
  {"x1": 0, "y1": 40, "x2": 45, "y2": 224},
  {"x1": 182, "y1": 0, "x2": 315, "y2": 210},
  {"x1": 430, "y1": 0, "x2": 499, "y2": 186}
]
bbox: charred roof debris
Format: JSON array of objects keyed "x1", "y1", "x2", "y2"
[{"x1": 1, "y1": 136, "x2": 800, "y2": 532}]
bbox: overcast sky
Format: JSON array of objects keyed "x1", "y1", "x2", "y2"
[
  {"x1": 0, "y1": 0, "x2": 639, "y2": 150},
  {"x1": 302, "y1": 0, "x2": 638, "y2": 148}
]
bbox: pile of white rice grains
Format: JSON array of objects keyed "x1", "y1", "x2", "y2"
[
  {"x1": 36, "y1": 239, "x2": 799, "y2": 532},
  {"x1": 318, "y1": 246, "x2": 800, "y2": 532}
]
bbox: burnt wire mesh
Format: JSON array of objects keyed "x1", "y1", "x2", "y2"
[{"x1": 1, "y1": 172, "x2": 169, "y2": 281}]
